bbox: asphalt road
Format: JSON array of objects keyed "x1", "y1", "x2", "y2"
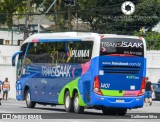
[{"x1": 0, "y1": 99, "x2": 160, "y2": 121}]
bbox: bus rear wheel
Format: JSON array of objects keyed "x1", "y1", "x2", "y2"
[
  {"x1": 117, "y1": 108, "x2": 127, "y2": 116},
  {"x1": 64, "y1": 91, "x2": 74, "y2": 112},
  {"x1": 102, "y1": 108, "x2": 117, "y2": 115},
  {"x1": 102, "y1": 108, "x2": 127, "y2": 116},
  {"x1": 73, "y1": 93, "x2": 84, "y2": 114},
  {"x1": 25, "y1": 90, "x2": 36, "y2": 108}
]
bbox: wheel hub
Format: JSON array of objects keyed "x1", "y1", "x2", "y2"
[
  {"x1": 74, "y1": 97, "x2": 79, "y2": 110},
  {"x1": 65, "y1": 96, "x2": 70, "y2": 108}
]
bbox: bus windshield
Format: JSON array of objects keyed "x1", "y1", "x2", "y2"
[{"x1": 100, "y1": 38, "x2": 144, "y2": 57}]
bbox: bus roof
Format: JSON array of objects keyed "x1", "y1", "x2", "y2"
[
  {"x1": 23, "y1": 32, "x2": 99, "y2": 44},
  {"x1": 22, "y1": 32, "x2": 146, "y2": 46},
  {"x1": 100, "y1": 34, "x2": 143, "y2": 40}
]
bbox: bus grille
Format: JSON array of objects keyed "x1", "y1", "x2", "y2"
[{"x1": 102, "y1": 65, "x2": 140, "y2": 74}]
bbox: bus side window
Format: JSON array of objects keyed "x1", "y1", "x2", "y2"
[
  {"x1": 66, "y1": 41, "x2": 93, "y2": 64},
  {"x1": 54, "y1": 42, "x2": 66, "y2": 63},
  {"x1": 17, "y1": 53, "x2": 24, "y2": 77},
  {"x1": 17, "y1": 43, "x2": 28, "y2": 77},
  {"x1": 80, "y1": 41, "x2": 93, "y2": 63}
]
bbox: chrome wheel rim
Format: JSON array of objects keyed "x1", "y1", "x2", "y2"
[
  {"x1": 65, "y1": 96, "x2": 70, "y2": 108},
  {"x1": 26, "y1": 92, "x2": 30, "y2": 104},
  {"x1": 74, "y1": 96, "x2": 79, "y2": 110}
]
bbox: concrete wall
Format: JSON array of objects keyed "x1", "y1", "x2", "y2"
[
  {"x1": 0, "y1": 45, "x2": 160, "y2": 98},
  {"x1": 0, "y1": 31, "x2": 24, "y2": 45},
  {"x1": 0, "y1": 45, "x2": 20, "y2": 99},
  {"x1": 146, "y1": 50, "x2": 160, "y2": 83}
]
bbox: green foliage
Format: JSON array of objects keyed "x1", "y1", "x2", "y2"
[
  {"x1": 78, "y1": 0, "x2": 160, "y2": 34},
  {"x1": 0, "y1": 0, "x2": 26, "y2": 28},
  {"x1": 0, "y1": 0, "x2": 43, "y2": 28},
  {"x1": 134, "y1": 31, "x2": 160, "y2": 50},
  {"x1": 0, "y1": 0, "x2": 160, "y2": 43}
]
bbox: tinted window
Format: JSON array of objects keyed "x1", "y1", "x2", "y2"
[
  {"x1": 17, "y1": 43, "x2": 28, "y2": 77},
  {"x1": 66, "y1": 41, "x2": 93, "y2": 63},
  {"x1": 26, "y1": 41, "x2": 93, "y2": 64},
  {"x1": 19, "y1": 43, "x2": 28, "y2": 60},
  {"x1": 152, "y1": 84, "x2": 160, "y2": 90},
  {"x1": 26, "y1": 42, "x2": 52, "y2": 63},
  {"x1": 0, "y1": 39, "x2": 3, "y2": 45},
  {"x1": 100, "y1": 38, "x2": 144, "y2": 57}
]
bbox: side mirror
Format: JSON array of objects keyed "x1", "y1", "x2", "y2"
[
  {"x1": 12, "y1": 57, "x2": 16, "y2": 66},
  {"x1": 12, "y1": 51, "x2": 23, "y2": 66}
]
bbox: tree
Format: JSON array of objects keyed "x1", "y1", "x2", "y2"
[
  {"x1": 78, "y1": 0, "x2": 160, "y2": 34},
  {"x1": 0, "y1": 0, "x2": 44, "y2": 28},
  {"x1": 1, "y1": 0, "x2": 160, "y2": 34},
  {"x1": 134, "y1": 31, "x2": 160, "y2": 50},
  {"x1": 0, "y1": 0, "x2": 26, "y2": 28},
  {"x1": 41, "y1": 0, "x2": 77, "y2": 31}
]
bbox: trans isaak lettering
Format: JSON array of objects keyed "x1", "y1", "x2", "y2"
[
  {"x1": 101, "y1": 41, "x2": 143, "y2": 48},
  {"x1": 42, "y1": 65, "x2": 71, "y2": 77}
]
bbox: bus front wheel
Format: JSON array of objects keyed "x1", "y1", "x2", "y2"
[
  {"x1": 64, "y1": 91, "x2": 74, "y2": 112},
  {"x1": 73, "y1": 93, "x2": 84, "y2": 114},
  {"x1": 25, "y1": 90, "x2": 36, "y2": 108}
]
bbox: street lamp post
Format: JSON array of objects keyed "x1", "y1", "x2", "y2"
[
  {"x1": 68, "y1": 5, "x2": 71, "y2": 31},
  {"x1": 24, "y1": 0, "x2": 31, "y2": 40},
  {"x1": 65, "y1": 0, "x2": 75, "y2": 31},
  {"x1": 11, "y1": 28, "x2": 14, "y2": 45},
  {"x1": 37, "y1": 0, "x2": 57, "y2": 33}
]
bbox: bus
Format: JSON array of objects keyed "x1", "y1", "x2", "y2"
[{"x1": 12, "y1": 32, "x2": 146, "y2": 115}]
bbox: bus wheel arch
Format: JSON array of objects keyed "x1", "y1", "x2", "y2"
[
  {"x1": 24, "y1": 86, "x2": 36, "y2": 108},
  {"x1": 72, "y1": 89, "x2": 78, "y2": 98},
  {"x1": 64, "y1": 89, "x2": 74, "y2": 112}
]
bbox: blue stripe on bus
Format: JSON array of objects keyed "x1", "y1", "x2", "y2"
[
  {"x1": 39, "y1": 39, "x2": 82, "y2": 42},
  {"x1": 143, "y1": 58, "x2": 146, "y2": 76}
]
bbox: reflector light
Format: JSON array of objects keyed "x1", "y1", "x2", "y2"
[
  {"x1": 100, "y1": 35, "x2": 104, "y2": 39},
  {"x1": 93, "y1": 76, "x2": 102, "y2": 95},
  {"x1": 138, "y1": 77, "x2": 146, "y2": 96}
]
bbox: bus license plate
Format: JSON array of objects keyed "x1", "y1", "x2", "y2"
[{"x1": 116, "y1": 100, "x2": 124, "y2": 103}]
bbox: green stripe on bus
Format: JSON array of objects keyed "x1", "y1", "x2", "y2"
[
  {"x1": 101, "y1": 89, "x2": 124, "y2": 96},
  {"x1": 58, "y1": 78, "x2": 86, "y2": 106}
]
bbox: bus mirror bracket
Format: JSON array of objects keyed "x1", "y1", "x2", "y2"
[{"x1": 12, "y1": 51, "x2": 23, "y2": 66}]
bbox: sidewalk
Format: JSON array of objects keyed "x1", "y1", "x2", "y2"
[
  {"x1": 0, "y1": 98, "x2": 24, "y2": 104},
  {"x1": 129, "y1": 101, "x2": 160, "y2": 113}
]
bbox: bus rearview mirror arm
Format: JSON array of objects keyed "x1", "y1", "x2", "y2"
[{"x1": 12, "y1": 51, "x2": 23, "y2": 66}]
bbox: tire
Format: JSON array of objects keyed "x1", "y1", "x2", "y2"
[
  {"x1": 73, "y1": 93, "x2": 84, "y2": 114},
  {"x1": 25, "y1": 90, "x2": 36, "y2": 108},
  {"x1": 117, "y1": 108, "x2": 127, "y2": 116},
  {"x1": 64, "y1": 91, "x2": 74, "y2": 112},
  {"x1": 102, "y1": 108, "x2": 127, "y2": 116},
  {"x1": 102, "y1": 108, "x2": 111, "y2": 115},
  {"x1": 102, "y1": 108, "x2": 117, "y2": 115}
]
